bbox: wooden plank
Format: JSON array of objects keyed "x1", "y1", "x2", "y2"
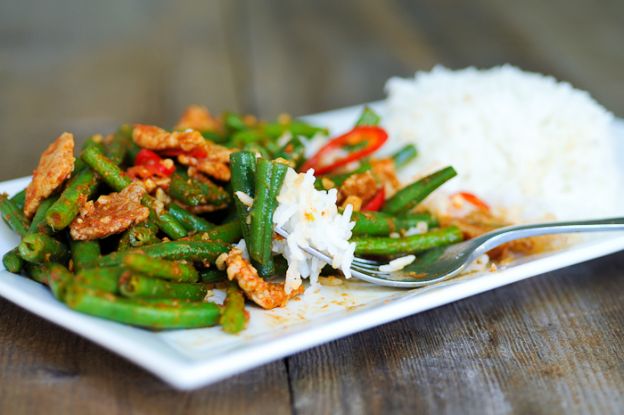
[
  {"x1": 0, "y1": 298, "x2": 292, "y2": 415},
  {"x1": 286, "y1": 254, "x2": 624, "y2": 414}
]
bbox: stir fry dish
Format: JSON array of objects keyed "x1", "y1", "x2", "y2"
[{"x1": 1, "y1": 105, "x2": 519, "y2": 333}]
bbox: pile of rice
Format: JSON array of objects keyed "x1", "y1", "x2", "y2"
[
  {"x1": 383, "y1": 65, "x2": 623, "y2": 222},
  {"x1": 272, "y1": 168, "x2": 355, "y2": 293}
]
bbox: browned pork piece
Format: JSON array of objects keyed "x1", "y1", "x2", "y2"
[
  {"x1": 218, "y1": 248, "x2": 304, "y2": 309},
  {"x1": 175, "y1": 105, "x2": 222, "y2": 132},
  {"x1": 69, "y1": 182, "x2": 149, "y2": 240},
  {"x1": 24, "y1": 132, "x2": 75, "y2": 218}
]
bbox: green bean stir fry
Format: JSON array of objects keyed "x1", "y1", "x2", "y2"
[{"x1": 1, "y1": 105, "x2": 468, "y2": 333}]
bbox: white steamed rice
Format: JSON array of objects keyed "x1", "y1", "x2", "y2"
[
  {"x1": 272, "y1": 168, "x2": 356, "y2": 293},
  {"x1": 383, "y1": 65, "x2": 623, "y2": 222}
]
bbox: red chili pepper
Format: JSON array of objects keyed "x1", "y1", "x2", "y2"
[
  {"x1": 362, "y1": 187, "x2": 385, "y2": 211},
  {"x1": 160, "y1": 147, "x2": 208, "y2": 159},
  {"x1": 300, "y1": 126, "x2": 388, "y2": 175},
  {"x1": 134, "y1": 149, "x2": 175, "y2": 177},
  {"x1": 454, "y1": 192, "x2": 490, "y2": 212}
]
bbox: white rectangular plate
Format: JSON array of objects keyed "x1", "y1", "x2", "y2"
[{"x1": 1, "y1": 103, "x2": 624, "y2": 390}]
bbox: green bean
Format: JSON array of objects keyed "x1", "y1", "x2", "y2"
[
  {"x1": 29, "y1": 195, "x2": 58, "y2": 234},
  {"x1": 263, "y1": 120, "x2": 328, "y2": 140},
  {"x1": 123, "y1": 253, "x2": 198, "y2": 282},
  {"x1": 351, "y1": 211, "x2": 439, "y2": 236},
  {"x1": 10, "y1": 190, "x2": 26, "y2": 210},
  {"x1": 220, "y1": 283, "x2": 248, "y2": 334},
  {"x1": 125, "y1": 139, "x2": 142, "y2": 165},
  {"x1": 382, "y1": 166, "x2": 457, "y2": 215},
  {"x1": 97, "y1": 240, "x2": 230, "y2": 267},
  {"x1": 104, "y1": 124, "x2": 132, "y2": 165},
  {"x1": 352, "y1": 226, "x2": 463, "y2": 256},
  {"x1": 25, "y1": 263, "x2": 48, "y2": 284},
  {"x1": 65, "y1": 286, "x2": 220, "y2": 329},
  {"x1": 391, "y1": 144, "x2": 418, "y2": 169},
  {"x1": 81, "y1": 144, "x2": 131, "y2": 192},
  {"x1": 199, "y1": 269, "x2": 227, "y2": 283},
  {"x1": 274, "y1": 136, "x2": 306, "y2": 168},
  {"x1": 119, "y1": 274, "x2": 209, "y2": 300},
  {"x1": 188, "y1": 220, "x2": 242, "y2": 243},
  {"x1": 249, "y1": 160, "x2": 287, "y2": 276},
  {"x1": 18, "y1": 233, "x2": 69, "y2": 264},
  {"x1": 355, "y1": 106, "x2": 381, "y2": 127},
  {"x1": 3, "y1": 248, "x2": 23, "y2": 273},
  {"x1": 242, "y1": 142, "x2": 271, "y2": 159},
  {"x1": 152, "y1": 211, "x2": 188, "y2": 240},
  {"x1": 45, "y1": 168, "x2": 98, "y2": 231},
  {"x1": 169, "y1": 171, "x2": 230, "y2": 208},
  {"x1": 230, "y1": 151, "x2": 257, "y2": 243},
  {"x1": 168, "y1": 203, "x2": 215, "y2": 233},
  {"x1": 47, "y1": 263, "x2": 73, "y2": 301},
  {"x1": 224, "y1": 112, "x2": 249, "y2": 132},
  {"x1": 70, "y1": 240, "x2": 101, "y2": 272},
  {"x1": 75, "y1": 267, "x2": 123, "y2": 293},
  {"x1": 0, "y1": 194, "x2": 29, "y2": 236},
  {"x1": 118, "y1": 220, "x2": 160, "y2": 250}
]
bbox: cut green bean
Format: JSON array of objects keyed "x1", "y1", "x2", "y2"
[
  {"x1": 382, "y1": 166, "x2": 457, "y2": 215},
  {"x1": 97, "y1": 240, "x2": 230, "y2": 267},
  {"x1": 355, "y1": 106, "x2": 381, "y2": 127},
  {"x1": 118, "y1": 220, "x2": 160, "y2": 250},
  {"x1": 169, "y1": 171, "x2": 230, "y2": 208},
  {"x1": 0, "y1": 194, "x2": 29, "y2": 236},
  {"x1": 65, "y1": 286, "x2": 220, "y2": 329},
  {"x1": 75, "y1": 267, "x2": 123, "y2": 293},
  {"x1": 123, "y1": 253, "x2": 199, "y2": 282},
  {"x1": 25, "y1": 263, "x2": 48, "y2": 284},
  {"x1": 10, "y1": 190, "x2": 26, "y2": 210},
  {"x1": 352, "y1": 226, "x2": 463, "y2": 256},
  {"x1": 191, "y1": 220, "x2": 241, "y2": 243},
  {"x1": 3, "y1": 248, "x2": 23, "y2": 273},
  {"x1": 119, "y1": 274, "x2": 209, "y2": 300},
  {"x1": 70, "y1": 240, "x2": 101, "y2": 272},
  {"x1": 81, "y1": 144, "x2": 131, "y2": 192},
  {"x1": 230, "y1": 151, "x2": 257, "y2": 243},
  {"x1": 105, "y1": 124, "x2": 132, "y2": 165},
  {"x1": 249, "y1": 160, "x2": 287, "y2": 276},
  {"x1": 47, "y1": 263, "x2": 73, "y2": 301},
  {"x1": 351, "y1": 211, "x2": 439, "y2": 236},
  {"x1": 220, "y1": 283, "x2": 248, "y2": 334},
  {"x1": 168, "y1": 203, "x2": 215, "y2": 233},
  {"x1": 45, "y1": 168, "x2": 98, "y2": 231},
  {"x1": 152, "y1": 211, "x2": 188, "y2": 240},
  {"x1": 274, "y1": 136, "x2": 305, "y2": 168},
  {"x1": 18, "y1": 233, "x2": 69, "y2": 264},
  {"x1": 28, "y1": 195, "x2": 58, "y2": 234},
  {"x1": 391, "y1": 144, "x2": 418, "y2": 169},
  {"x1": 199, "y1": 269, "x2": 227, "y2": 283}
]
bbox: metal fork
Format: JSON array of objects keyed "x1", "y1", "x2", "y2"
[{"x1": 275, "y1": 217, "x2": 624, "y2": 288}]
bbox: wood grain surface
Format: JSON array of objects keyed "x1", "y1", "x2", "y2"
[{"x1": 1, "y1": 0, "x2": 623, "y2": 414}]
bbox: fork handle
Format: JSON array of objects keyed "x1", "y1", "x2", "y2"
[{"x1": 476, "y1": 217, "x2": 624, "y2": 253}]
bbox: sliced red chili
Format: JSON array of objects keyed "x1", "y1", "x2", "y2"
[
  {"x1": 454, "y1": 191, "x2": 490, "y2": 212},
  {"x1": 362, "y1": 187, "x2": 385, "y2": 211},
  {"x1": 300, "y1": 126, "x2": 388, "y2": 175},
  {"x1": 160, "y1": 147, "x2": 207, "y2": 159},
  {"x1": 134, "y1": 149, "x2": 175, "y2": 177}
]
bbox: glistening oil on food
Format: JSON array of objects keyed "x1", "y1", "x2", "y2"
[{"x1": 1, "y1": 65, "x2": 622, "y2": 334}]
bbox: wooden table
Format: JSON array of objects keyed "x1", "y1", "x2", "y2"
[{"x1": 1, "y1": 1, "x2": 623, "y2": 413}]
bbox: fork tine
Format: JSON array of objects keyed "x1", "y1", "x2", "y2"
[{"x1": 351, "y1": 257, "x2": 381, "y2": 265}]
